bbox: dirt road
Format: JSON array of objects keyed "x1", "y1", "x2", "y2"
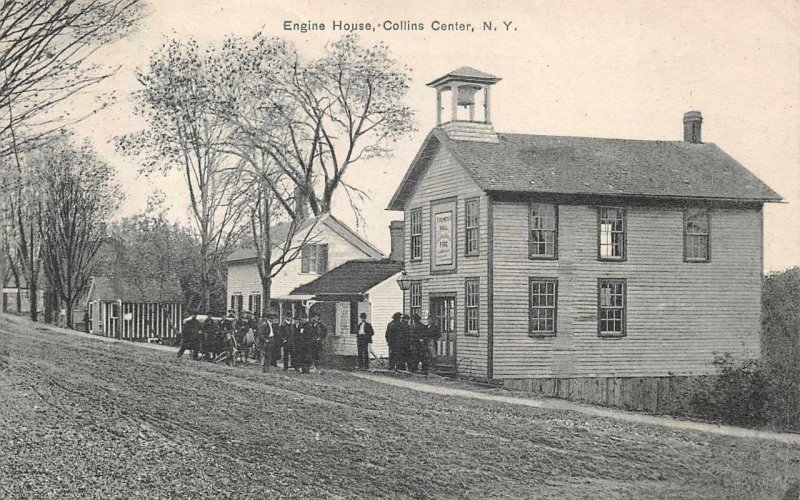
[{"x1": 1, "y1": 317, "x2": 798, "y2": 499}]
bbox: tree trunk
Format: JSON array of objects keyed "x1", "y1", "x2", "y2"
[
  {"x1": 65, "y1": 298, "x2": 74, "y2": 329},
  {"x1": 29, "y1": 280, "x2": 37, "y2": 322}
]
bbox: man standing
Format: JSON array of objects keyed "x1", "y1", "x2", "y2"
[
  {"x1": 355, "y1": 312, "x2": 375, "y2": 370},
  {"x1": 278, "y1": 312, "x2": 295, "y2": 371},
  {"x1": 257, "y1": 315, "x2": 274, "y2": 373},
  {"x1": 385, "y1": 312, "x2": 402, "y2": 371},
  {"x1": 295, "y1": 317, "x2": 314, "y2": 374},
  {"x1": 306, "y1": 314, "x2": 328, "y2": 371}
]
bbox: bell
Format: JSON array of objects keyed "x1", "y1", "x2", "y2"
[{"x1": 457, "y1": 85, "x2": 479, "y2": 107}]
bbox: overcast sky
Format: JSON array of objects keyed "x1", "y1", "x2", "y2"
[{"x1": 71, "y1": 0, "x2": 799, "y2": 272}]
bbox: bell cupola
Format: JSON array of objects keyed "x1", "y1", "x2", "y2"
[{"x1": 427, "y1": 67, "x2": 501, "y2": 143}]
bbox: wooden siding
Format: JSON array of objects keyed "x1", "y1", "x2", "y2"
[
  {"x1": 227, "y1": 222, "x2": 376, "y2": 308},
  {"x1": 328, "y1": 274, "x2": 401, "y2": 358},
  {"x1": 492, "y1": 201, "x2": 763, "y2": 379},
  {"x1": 403, "y1": 146, "x2": 489, "y2": 377}
]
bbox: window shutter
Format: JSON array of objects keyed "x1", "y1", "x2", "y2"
[
  {"x1": 317, "y1": 244, "x2": 329, "y2": 273},
  {"x1": 301, "y1": 245, "x2": 310, "y2": 273}
]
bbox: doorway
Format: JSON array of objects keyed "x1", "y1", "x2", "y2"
[{"x1": 430, "y1": 295, "x2": 456, "y2": 368}]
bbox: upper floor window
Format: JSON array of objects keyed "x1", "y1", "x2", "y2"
[
  {"x1": 465, "y1": 279, "x2": 479, "y2": 334},
  {"x1": 301, "y1": 243, "x2": 328, "y2": 274},
  {"x1": 598, "y1": 207, "x2": 626, "y2": 261},
  {"x1": 598, "y1": 279, "x2": 626, "y2": 337},
  {"x1": 684, "y1": 208, "x2": 710, "y2": 262},
  {"x1": 410, "y1": 208, "x2": 423, "y2": 261},
  {"x1": 529, "y1": 203, "x2": 557, "y2": 259},
  {"x1": 465, "y1": 198, "x2": 480, "y2": 256}
]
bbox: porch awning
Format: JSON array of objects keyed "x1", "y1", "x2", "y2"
[{"x1": 271, "y1": 294, "x2": 316, "y2": 302}]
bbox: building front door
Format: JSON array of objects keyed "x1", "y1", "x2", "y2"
[{"x1": 430, "y1": 296, "x2": 456, "y2": 370}]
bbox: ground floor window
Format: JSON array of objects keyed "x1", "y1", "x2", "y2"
[
  {"x1": 598, "y1": 279, "x2": 626, "y2": 337},
  {"x1": 410, "y1": 281, "x2": 422, "y2": 318},
  {"x1": 249, "y1": 294, "x2": 261, "y2": 318},
  {"x1": 529, "y1": 278, "x2": 557, "y2": 336},
  {"x1": 465, "y1": 279, "x2": 479, "y2": 334},
  {"x1": 230, "y1": 294, "x2": 243, "y2": 314}
]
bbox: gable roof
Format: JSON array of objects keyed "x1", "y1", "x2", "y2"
[
  {"x1": 88, "y1": 276, "x2": 183, "y2": 303},
  {"x1": 291, "y1": 259, "x2": 403, "y2": 297},
  {"x1": 387, "y1": 128, "x2": 782, "y2": 210},
  {"x1": 226, "y1": 213, "x2": 384, "y2": 264}
]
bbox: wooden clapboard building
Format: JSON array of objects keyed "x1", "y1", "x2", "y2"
[
  {"x1": 291, "y1": 258, "x2": 404, "y2": 358},
  {"x1": 86, "y1": 276, "x2": 183, "y2": 341},
  {"x1": 226, "y1": 212, "x2": 384, "y2": 320},
  {"x1": 387, "y1": 67, "x2": 782, "y2": 403}
]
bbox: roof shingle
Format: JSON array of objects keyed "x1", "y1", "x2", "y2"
[
  {"x1": 387, "y1": 128, "x2": 781, "y2": 210},
  {"x1": 291, "y1": 259, "x2": 403, "y2": 297}
]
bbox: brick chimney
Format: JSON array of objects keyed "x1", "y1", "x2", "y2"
[
  {"x1": 389, "y1": 220, "x2": 405, "y2": 263},
  {"x1": 683, "y1": 111, "x2": 702, "y2": 143}
]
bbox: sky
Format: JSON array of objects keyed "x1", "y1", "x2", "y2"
[{"x1": 71, "y1": 0, "x2": 799, "y2": 272}]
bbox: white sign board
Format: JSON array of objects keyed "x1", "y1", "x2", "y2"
[{"x1": 434, "y1": 211, "x2": 453, "y2": 266}]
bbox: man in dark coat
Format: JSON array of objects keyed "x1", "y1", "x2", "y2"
[
  {"x1": 394, "y1": 314, "x2": 411, "y2": 371},
  {"x1": 257, "y1": 315, "x2": 275, "y2": 373},
  {"x1": 306, "y1": 314, "x2": 328, "y2": 370},
  {"x1": 408, "y1": 313, "x2": 428, "y2": 373},
  {"x1": 200, "y1": 316, "x2": 217, "y2": 361},
  {"x1": 177, "y1": 314, "x2": 200, "y2": 359},
  {"x1": 278, "y1": 312, "x2": 296, "y2": 371},
  {"x1": 355, "y1": 312, "x2": 375, "y2": 370},
  {"x1": 385, "y1": 312, "x2": 403, "y2": 371},
  {"x1": 294, "y1": 318, "x2": 315, "y2": 373}
]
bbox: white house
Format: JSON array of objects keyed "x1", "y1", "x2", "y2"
[{"x1": 226, "y1": 212, "x2": 385, "y2": 319}]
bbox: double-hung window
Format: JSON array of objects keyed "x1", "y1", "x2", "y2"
[
  {"x1": 301, "y1": 244, "x2": 328, "y2": 274},
  {"x1": 598, "y1": 207, "x2": 626, "y2": 260},
  {"x1": 465, "y1": 279, "x2": 479, "y2": 335},
  {"x1": 409, "y1": 281, "x2": 422, "y2": 318},
  {"x1": 529, "y1": 203, "x2": 557, "y2": 258},
  {"x1": 684, "y1": 208, "x2": 710, "y2": 262},
  {"x1": 410, "y1": 208, "x2": 423, "y2": 261},
  {"x1": 529, "y1": 279, "x2": 557, "y2": 336},
  {"x1": 598, "y1": 279, "x2": 626, "y2": 337},
  {"x1": 465, "y1": 198, "x2": 480, "y2": 256}
]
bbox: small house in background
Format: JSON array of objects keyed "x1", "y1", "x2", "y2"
[
  {"x1": 85, "y1": 276, "x2": 183, "y2": 341},
  {"x1": 2, "y1": 276, "x2": 45, "y2": 316},
  {"x1": 291, "y1": 258, "x2": 404, "y2": 358}
]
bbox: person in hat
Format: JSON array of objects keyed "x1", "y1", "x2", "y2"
[
  {"x1": 355, "y1": 312, "x2": 375, "y2": 370},
  {"x1": 307, "y1": 313, "x2": 328, "y2": 370},
  {"x1": 407, "y1": 313, "x2": 427, "y2": 373},
  {"x1": 257, "y1": 314, "x2": 275, "y2": 372},
  {"x1": 385, "y1": 312, "x2": 403, "y2": 371},
  {"x1": 294, "y1": 316, "x2": 315, "y2": 373},
  {"x1": 278, "y1": 311, "x2": 296, "y2": 371}
]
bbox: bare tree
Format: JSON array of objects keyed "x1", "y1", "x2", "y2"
[
  {"x1": 249, "y1": 33, "x2": 416, "y2": 221},
  {"x1": 116, "y1": 38, "x2": 246, "y2": 313},
  {"x1": 36, "y1": 137, "x2": 120, "y2": 328},
  {"x1": 0, "y1": 0, "x2": 147, "y2": 154}
]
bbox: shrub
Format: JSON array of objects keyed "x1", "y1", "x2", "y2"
[{"x1": 688, "y1": 354, "x2": 771, "y2": 428}]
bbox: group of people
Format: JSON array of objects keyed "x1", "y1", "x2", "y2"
[
  {"x1": 176, "y1": 309, "x2": 329, "y2": 374},
  {"x1": 176, "y1": 308, "x2": 442, "y2": 375},
  {"x1": 385, "y1": 312, "x2": 441, "y2": 374}
]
